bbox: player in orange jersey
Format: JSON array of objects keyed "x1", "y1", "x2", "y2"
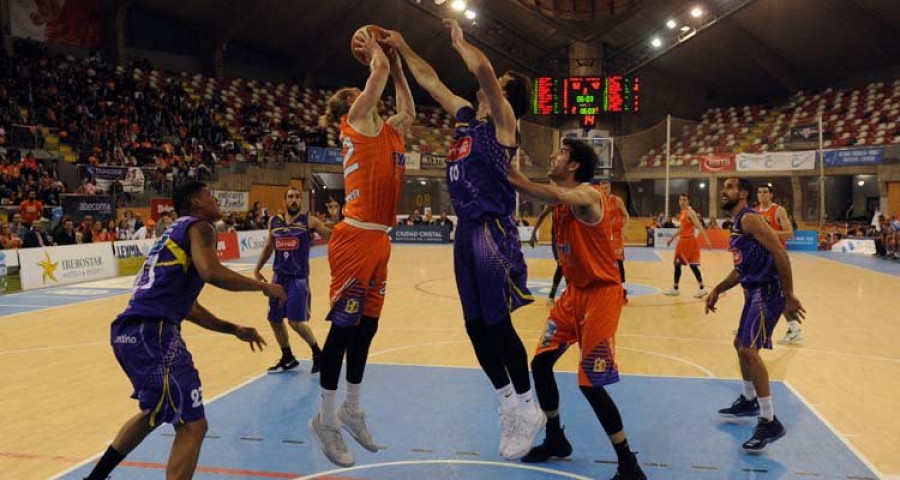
[
  {"x1": 508, "y1": 139, "x2": 646, "y2": 480},
  {"x1": 755, "y1": 184, "x2": 803, "y2": 344},
  {"x1": 664, "y1": 194, "x2": 710, "y2": 298},
  {"x1": 599, "y1": 180, "x2": 630, "y2": 300},
  {"x1": 307, "y1": 32, "x2": 415, "y2": 468}
]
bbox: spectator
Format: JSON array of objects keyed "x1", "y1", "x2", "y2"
[
  {"x1": 54, "y1": 219, "x2": 78, "y2": 245},
  {"x1": 22, "y1": 222, "x2": 50, "y2": 248},
  {"x1": 515, "y1": 216, "x2": 530, "y2": 227},
  {"x1": 92, "y1": 221, "x2": 113, "y2": 242},
  {"x1": 132, "y1": 219, "x2": 150, "y2": 239},
  {"x1": 436, "y1": 211, "x2": 454, "y2": 232},
  {"x1": 19, "y1": 190, "x2": 43, "y2": 225},
  {"x1": 325, "y1": 197, "x2": 341, "y2": 225},
  {"x1": 10, "y1": 213, "x2": 27, "y2": 238},
  {"x1": 155, "y1": 212, "x2": 172, "y2": 237},
  {"x1": 0, "y1": 223, "x2": 22, "y2": 249}
]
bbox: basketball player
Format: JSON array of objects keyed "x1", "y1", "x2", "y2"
[
  {"x1": 307, "y1": 31, "x2": 415, "y2": 468},
  {"x1": 664, "y1": 194, "x2": 710, "y2": 298},
  {"x1": 384, "y1": 22, "x2": 544, "y2": 460},
  {"x1": 755, "y1": 185, "x2": 802, "y2": 345},
  {"x1": 600, "y1": 180, "x2": 630, "y2": 300},
  {"x1": 254, "y1": 187, "x2": 331, "y2": 374},
  {"x1": 530, "y1": 204, "x2": 564, "y2": 306},
  {"x1": 508, "y1": 139, "x2": 646, "y2": 480},
  {"x1": 84, "y1": 181, "x2": 284, "y2": 480},
  {"x1": 707, "y1": 177, "x2": 806, "y2": 452}
]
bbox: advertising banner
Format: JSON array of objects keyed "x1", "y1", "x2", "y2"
[
  {"x1": 786, "y1": 230, "x2": 818, "y2": 251},
  {"x1": 0, "y1": 251, "x2": 7, "y2": 294},
  {"x1": 216, "y1": 232, "x2": 240, "y2": 260},
  {"x1": 406, "y1": 151, "x2": 422, "y2": 170},
  {"x1": 420, "y1": 153, "x2": 445, "y2": 170},
  {"x1": 113, "y1": 238, "x2": 157, "y2": 277},
  {"x1": 518, "y1": 226, "x2": 535, "y2": 242},
  {"x1": 389, "y1": 225, "x2": 451, "y2": 243},
  {"x1": 151, "y1": 198, "x2": 175, "y2": 220},
  {"x1": 238, "y1": 230, "x2": 269, "y2": 258},
  {"x1": 822, "y1": 148, "x2": 883, "y2": 166},
  {"x1": 831, "y1": 238, "x2": 876, "y2": 255},
  {"x1": 699, "y1": 154, "x2": 735, "y2": 173},
  {"x1": 19, "y1": 243, "x2": 117, "y2": 290},
  {"x1": 10, "y1": 0, "x2": 101, "y2": 48},
  {"x1": 62, "y1": 194, "x2": 115, "y2": 223},
  {"x1": 736, "y1": 151, "x2": 816, "y2": 171},
  {"x1": 211, "y1": 190, "x2": 249, "y2": 213},
  {"x1": 307, "y1": 147, "x2": 343, "y2": 164}
]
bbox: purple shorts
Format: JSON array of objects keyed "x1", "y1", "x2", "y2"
[
  {"x1": 111, "y1": 317, "x2": 204, "y2": 426},
  {"x1": 268, "y1": 273, "x2": 311, "y2": 323},
  {"x1": 454, "y1": 217, "x2": 533, "y2": 325},
  {"x1": 736, "y1": 282, "x2": 786, "y2": 349}
]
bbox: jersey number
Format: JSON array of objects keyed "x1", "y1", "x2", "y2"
[
  {"x1": 449, "y1": 164, "x2": 460, "y2": 183},
  {"x1": 133, "y1": 234, "x2": 169, "y2": 291}
]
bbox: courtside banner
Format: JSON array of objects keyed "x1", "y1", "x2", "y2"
[
  {"x1": 787, "y1": 230, "x2": 818, "y2": 251},
  {"x1": 114, "y1": 239, "x2": 157, "y2": 277},
  {"x1": 151, "y1": 198, "x2": 174, "y2": 220},
  {"x1": 238, "y1": 230, "x2": 269, "y2": 257},
  {"x1": 389, "y1": 225, "x2": 450, "y2": 243},
  {"x1": 217, "y1": 232, "x2": 240, "y2": 260},
  {"x1": 307, "y1": 146, "x2": 343, "y2": 164},
  {"x1": 19, "y1": 243, "x2": 117, "y2": 290},
  {"x1": 822, "y1": 147, "x2": 883, "y2": 166}
]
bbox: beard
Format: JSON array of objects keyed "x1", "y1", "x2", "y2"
[
  {"x1": 287, "y1": 205, "x2": 300, "y2": 216},
  {"x1": 721, "y1": 196, "x2": 740, "y2": 212}
]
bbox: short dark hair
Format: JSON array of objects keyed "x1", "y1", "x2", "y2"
[
  {"x1": 173, "y1": 181, "x2": 207, "y2": 215},
  {"x1": 757, "y1": 184, "x2": 773, "y2": 195},
  {"x1": 737, "y1": 178, "x2": 754, "y2": 199},
  {"x1": 563, "y1": 138, "x2": 598, "y2": 182},
  {"x1": 502, "y1": 71, "x2": 532, "y2": 119},
  {"x1": 284, "y1": 186, "x2": 302, "y2": 198},
  {"x1": 679, "y1": 193, "x2": 690, "y2": 202}
]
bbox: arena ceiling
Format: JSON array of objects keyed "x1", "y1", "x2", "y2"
[{"x1": 133, "y1": 0, "x2": 900, "y2": 105}]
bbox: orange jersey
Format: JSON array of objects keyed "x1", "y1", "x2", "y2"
[
  {"x1": 553, "y1": 185, "x2": 620, "y2": 289},
  {"x1": 339, "y1": 117, "x2": 406, "y2": 227},
  {"x1": 756, "y1": 203, "x2": 787, "y2": 246},
  {"x1": 678, "y1": 208, "x2": 697, "y2": 239}
]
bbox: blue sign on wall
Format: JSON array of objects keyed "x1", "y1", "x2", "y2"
[
  {"x1": 307, "y1": 146, "x2": 343, "y2": 164},
  {"x1": 787, "y1": 230, "x2": 818, "y2": 251},
  {"x1": 822, "y1": 148, "x2": 883, "y2": 166}
]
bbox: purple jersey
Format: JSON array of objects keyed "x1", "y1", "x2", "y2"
[
  {"x1": 119, "y1": 216, "x2": 206, "y2": 324},
  {"x1": 446, "y1": 107, "x2": 517, "y2": 223},
  {"x1": 269, "y1": 214, "x2": 311, "y2": 277},
  {"x1": 730, "y1": 208, "x2": 780, "y2": 288}
]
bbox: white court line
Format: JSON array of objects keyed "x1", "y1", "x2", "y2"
[
  {"x1": 0, "y1": 333, "x2": 222, "y2": 356},
  {"x1": 50, "y1": 372, "x2": 268, "y2": 480},
  {"x1": 800, "y1": 253, "x2": 900, "y2": 280},
  {"x1": 782, "y1": 381, "x2": 886, "y2": 480},
  {"x1": 293, "y1": 459, "x2": 595, "y2": 480}
]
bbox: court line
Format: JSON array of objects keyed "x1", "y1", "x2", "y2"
[
  {"x1": 800, "y1": 252, "x2": 900, "y2": 279},
  {"x1": 292, "y1": 459, "x2": 596, "y2": 480},
  {"x1": 50, "y1": 373, "x2": 269, "y2": 480},
  {"x1": 782, "y1": 381, "x2": 886, "y2": 480}
]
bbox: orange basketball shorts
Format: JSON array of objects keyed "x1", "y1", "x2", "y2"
[{"x1": 326, "y1": 222, "x2": 391, "y2": 327}]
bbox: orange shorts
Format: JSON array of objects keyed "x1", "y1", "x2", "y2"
[
  {"x1": 535, "y1": 282, "x2": 624, "y2": 387},
  {"x1": 674, "y1": 236, "x2": 701, "y2": 265},
  {"x1": 327, "y1": 222, "x2": 391, "y2": 327}
]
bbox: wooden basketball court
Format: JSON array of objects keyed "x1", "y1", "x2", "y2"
[{"x1": 1, "y1": 245, "x2": 897, "y2": 479}]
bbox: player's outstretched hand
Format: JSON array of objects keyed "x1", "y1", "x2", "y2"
[
  {"x1": 254, "y1": 269, "x2": 268, "y2": 283},
  {"x1": 443, "y1": 19, "x2": 464, "y2": 45},
  {"x1": 235, "y1": 326, "x2": 267, "y2": 352},
  {"x1": 784, "y1": 293, "x2": 806, "y2": 322},
  {"x1": 705, "y1": 287, "x2": 720, "y2": 314},
  {"x1": 264, "y1": 282, "x2": 287, "y2": 308},
  {"x1": 382, "y1": 30, "x2": 406, "y2": 50}
]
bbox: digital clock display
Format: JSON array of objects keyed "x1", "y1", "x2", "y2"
[{"x1": 532, "y1": 75, "x2": 640, "y2": 116}]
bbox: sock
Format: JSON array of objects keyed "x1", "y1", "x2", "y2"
[
  {"x1": 344, "y1": 382, "x2": 361, "y2": 411},
  {"x1": 743, "y1": 381, "x2": 757, "y2": 400},
  {"x1": 311, "y1": 343, "x2": 321, "y2": 356},
  {"x1": 788, "y1": 320, "x2": 801, "y2": 334},
  {"x1": 516, "y1": 390, "x2": 537, "y2": 414},
  {"x1": 545, "y1": 409, "x2": 560, "y2": 420},
  {"x1": 613, "y1": 439, "x2": 637, "y2": 469},
  {"x1": 546, "y1": 414, "x2": 562, "y2": 434},
  {"x1": 319, "y1": 387, "x2": 338, "y2": 426},
  {"x1": 497, "y1": 383, "x2": 516, "y2": 412},
  {"x1": 281, "y1": 346, "x2": 294, "y2": 361},
  {"x1": 758, "y1": 396, "x2": 775, "y2": 421},
  {"x1": 85, "y1": 446, "x2": 125, "y2": 480}
]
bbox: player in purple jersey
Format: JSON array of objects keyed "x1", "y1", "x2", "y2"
[
  {"x1": 84, "y1": 181, "x2": 286, "y2": 480},
  {"x1": 254, "y1": 187, "x2": 332, "y2": 374},
  {"x1": 384, "y1": 21, "x2": 544, "y2": 461},
  {"x1": 706, "y1": 177, "x2": 806, "y2": 453}
]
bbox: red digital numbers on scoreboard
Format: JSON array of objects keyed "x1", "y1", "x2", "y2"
[{"x1": 532, "y1": 75, "x2": 640, "y2": 116}]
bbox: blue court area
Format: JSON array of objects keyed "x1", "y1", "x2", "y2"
[
  {"x1": 803, "y1": 251, "x2": 900, "y2": 277},
  {"x1": 61, "y1": 364, "x2": 876, "y2": 480},
  {"x1": 0, "y1": 286, "x2": 132, "y2": 316},
  {"x1": 524, "y1": 246, "x2": 661, "y2": 262}
]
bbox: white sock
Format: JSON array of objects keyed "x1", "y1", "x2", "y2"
[
  {"x1": 319, "y1": 387, "x2": 338, "y2": 426},
  {"x1": 516, "y1": 390, "x2": 537, "y2": 415},
  {"x1": 743, "y1": 381, "x2": 757, "y2": 400},
  {"x1": 758, "y1": 396, "x2": 775, "y2": 421},
  {"x1": 344, "y1": 382, "x2": 361, "y2": 411},
  {"x1": 497, "y1": 384, "x2": 516, "y2": 412},
  {"x1": 788, "y1": 320, "x2": 801, "y2": 333}
]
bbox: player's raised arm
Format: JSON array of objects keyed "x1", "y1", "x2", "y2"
[
  {"x1": 385, "y1": 48, "x2": 416, "y2": 135},
  {"x1": 383, "y1": 30, "x2": 471, "y2": 116},
  {"x1": 508, "y1": 166, "x2": 602, "y2": 207},
  {"x1": 444, "y1": 19, "x2": 516, "y2": 144},
  {"x1": 347, "y1": 34, "x2": 391, "y2": 126}
]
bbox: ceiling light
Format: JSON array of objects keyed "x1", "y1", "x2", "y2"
[
  {"x1": 433, "y1": 0, "x2": 446, "y2": 4},
  {"x1": 680, "y1": 25, "x2": 691, "y2": 32},
  {"x1": 650, "y1": 37, "x2": 662, "y2": 48},
  {"x1": 690, "y1": 6, "x2": 704, "y2": 18},
  {"x1": 464, "y1": 9, "x2": 476, "y2": 19},
  {"x1": 858, "y1": 180, "x2": 865, "y2": 186},
  {"x1": 699, "y1": 182, "x2": 706, "y2": 189},
  {"x1": 666, "y1": 19, "x2": 677, "y2": 29},
  {"x1": 451, "y1": 0, "x2": 466, "y2": 11}
]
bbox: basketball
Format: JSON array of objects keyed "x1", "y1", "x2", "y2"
[{"x1": 351, "y1": 25, "x2": 392, "y2": 65}]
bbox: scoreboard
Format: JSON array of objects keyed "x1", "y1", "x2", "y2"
[{"x1": 532, "y1": 75, "x2": 640, "y2": 119}]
